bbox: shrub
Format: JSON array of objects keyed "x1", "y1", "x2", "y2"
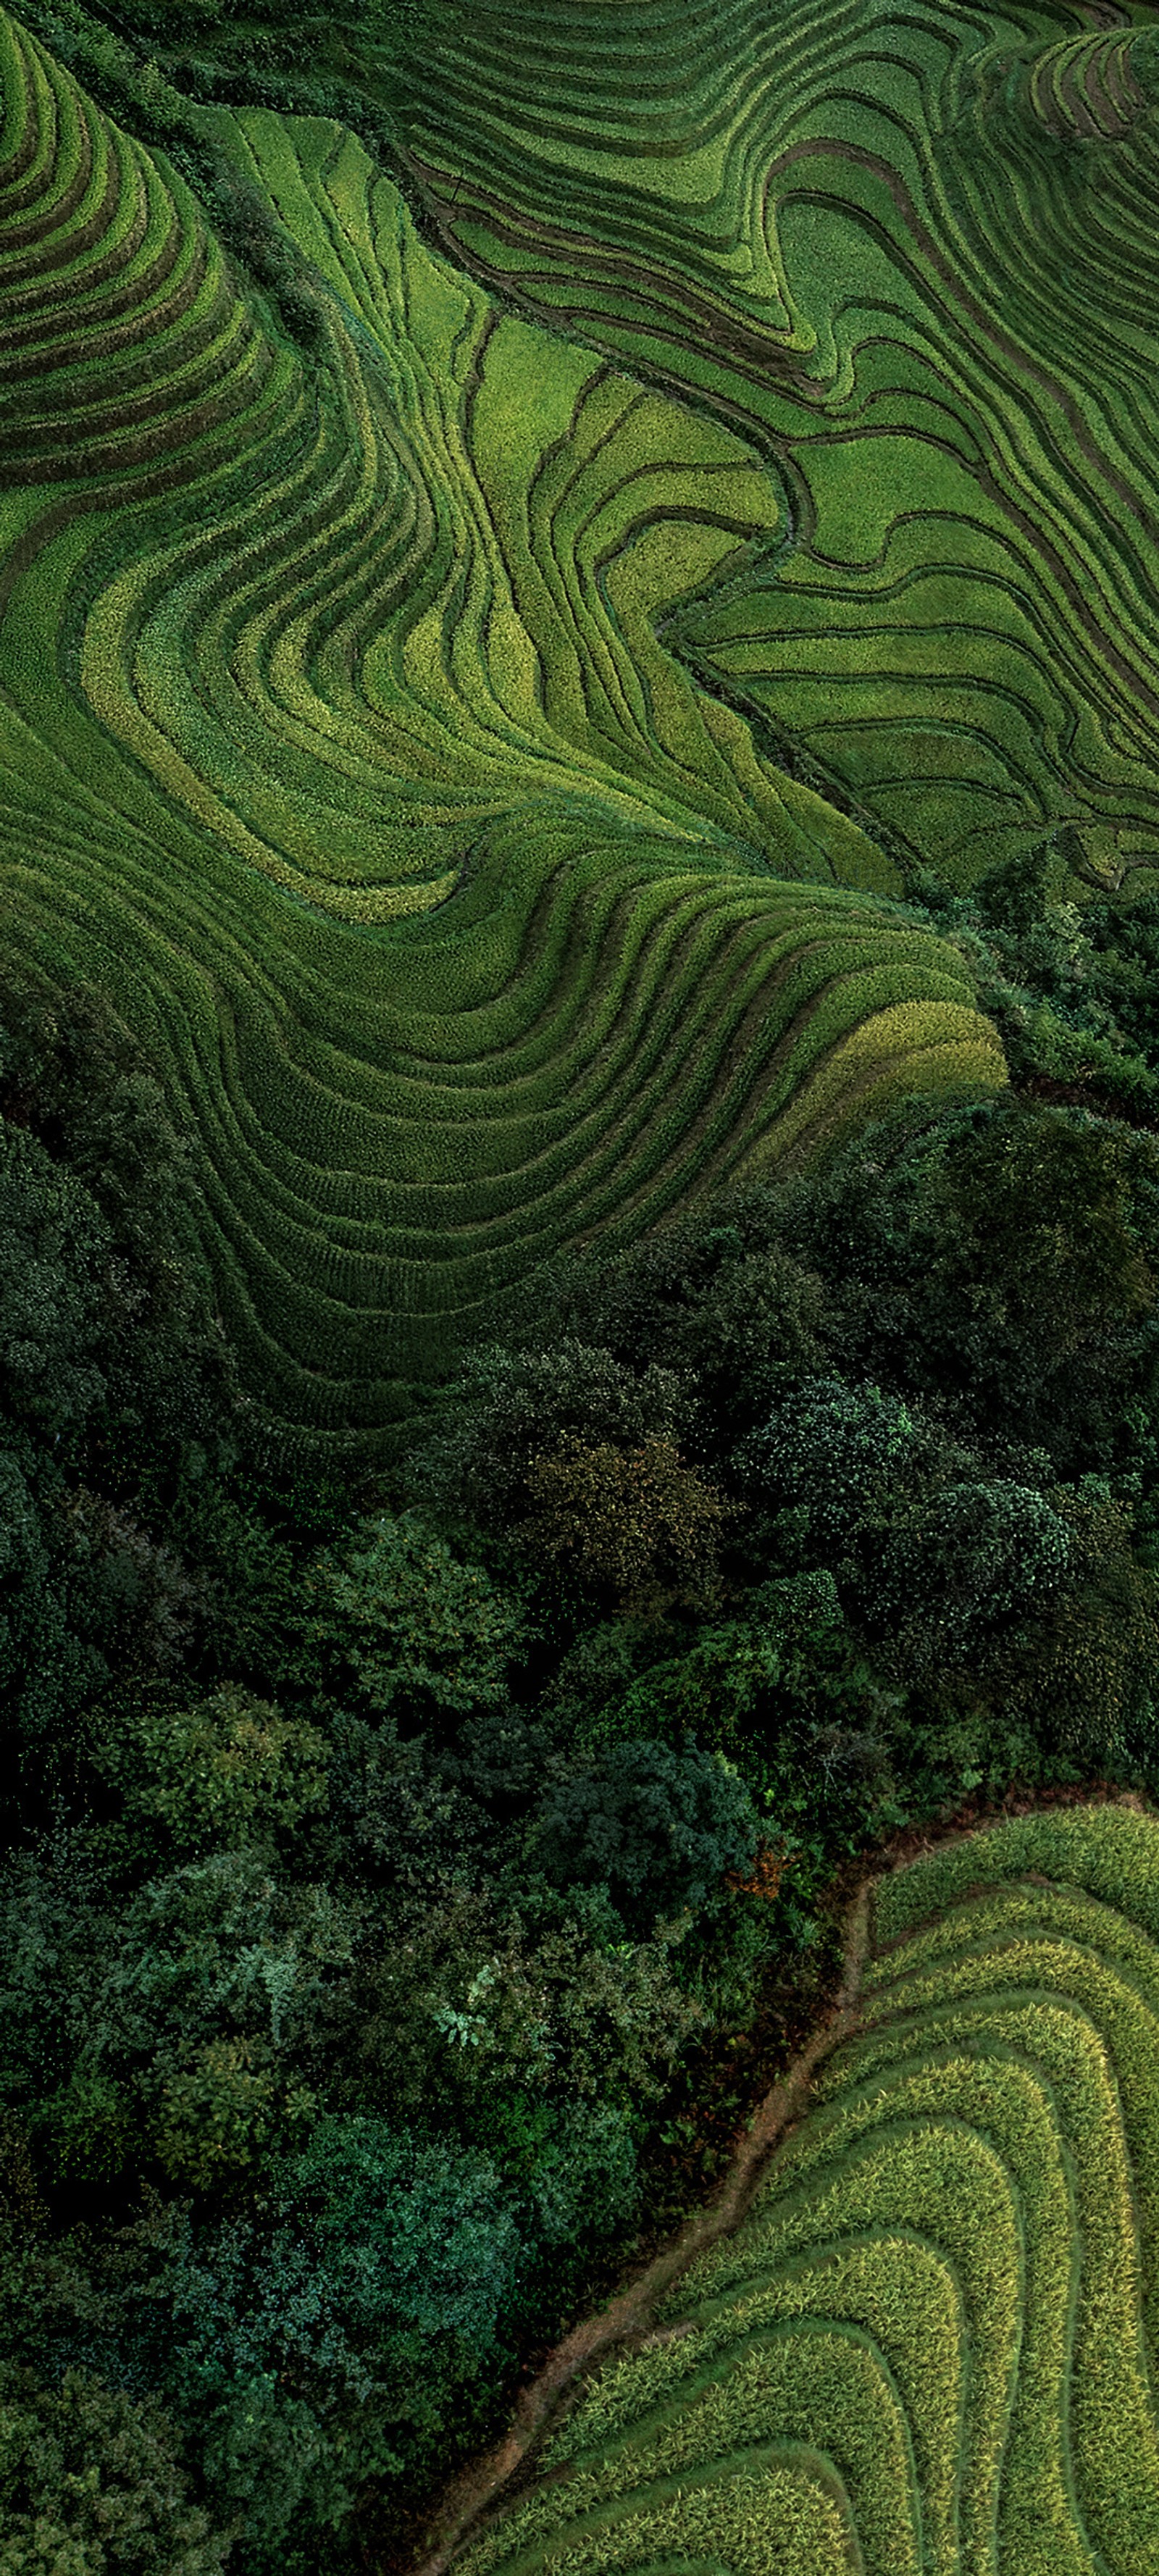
[
  {"x1": 0, "y1": 1126, "x2": 112, "y2": 1447},
  {"x1": 33, "y1": 2073, "x2": 134, "y2": 2190},
  {"x1": 146, "y1": 2123, "x2": 526, "y2": 2546},
  {"x1": 530, "y1": 1739, "x2": 761, "y2": 1934},
  {"x1": 527, "y1": 1237, "x2": 828, "y2": 1452},
  {"x1": 577, "y1": 1572, "x2": 879, "y2": 1761},
  {"x1": 101, "y1": 1686, "x2": 328, "y2": 1852},
  {"x1": 863, "y1": 1476, "x2": 1074, "y2": 1666},
  {"x1": 284, "y1": 2116, "x2": 522, "y2": 2351},
  {"x1": 0, "y1": 2368, "x2": 229, "y2": 2576},
  {"x1": 737, "y1": 1376, "x2": 924, "y2": 1563},
  {"x1": 307, "y1": 1514, "x2": 527, "y2": 1728},
  {"x1": 786, "y1": 1102, "x2": 1159, "y2": 1468},
  {"x1": 419, "y1": 1339, "x2": 693, "y2": 1526},
  {"x1": 357, "y1": 1879, "x2": 700, "y2": 2123},
  {"x1": 998, "y1": 1484, "x2": 1159, "y2": 1762},
  {"x1": 13, "y1": 1852, "x2": 361, "y2": 2199},
  {"x1": 524, "y1": 1434, "x2": 732, "y2": 1613},
  {"x1": 154, "y1": 2038, "x2": 282, "y2": 2190}
]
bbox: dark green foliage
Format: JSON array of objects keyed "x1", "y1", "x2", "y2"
[
  {"x1": 146, "y1": 2120, "x2": 526, "y2": 2549},
  {"x1": 97, "y1": 1686, "x2": 329, "y2": 1858},
  {"x1": 0, "y1": 1843, "x2": 361, "y2": 2196},
  {"x1": 738, "y1": 1377, "x2": 924, "y2": 1562},
  {"x1": 908, "y1": 865, "x2": 1159, "y2": 1122},
  {"x1": 0, "y1": 1448, "x2": 96, "y2": 1749},
  {"x1": 0, "y1": 2367, "x2": 229, "y2": 2575},
  {"x1": 321, "y1": 1711, "x2": 480, "y2": 1893},
  {"x1": 995, "y1": 1481, "x2": 1159, "y2": 1768},
  {"x1": 534, "y1": 1237, "x2": 827, "y2": 1452},
  {"x1": 574, "y1": 1573, "x2": 879, "y2": 1762},
  {"x1": 865, "y1": 1476, "x2": 1073, "y2": 1669},
  {"x1": 530, "y1": 1739, "x2": 761, "y2": 1936},
  {"x1": 0, "y1": 977, "x2": 228, "y2": 1478},
  {"x1": 0, "y1": 1124, "x2": 111, "y2": 1444},
  {"x1": 738, "y1": 1377, "x2": 1074, "y2": 1663},
  {"x1": 1082, "y1": 892, "x2": 1159, "y2": 1067},
  {"x1": 439, "y1": 1704, "x2": 558, "y2": 1833},
  {"x1": 420, "y1": 1339, "x2": 692, "y2": 1534},
  {"x1": 0, "y1": 980, "x2": 254, "y2": 1801},
  {"x1": 355, "y1": 1881, "x2": 700, "y2": 2128},
  {"x1": 287, "y1": 2116, "x2": 521, "y2": 2349},
  {"x1": 303, "y1": 1512, "x2": 528, "y2": 1732},
  {"x1": 781, "y1": 1100, "x2": 1159, "y2": 1471},
  {"x1": 974, "y1": 842, "x2": 1053, "y2": 940},
  {"x1": 523, "y1": 1434, "x2": 732, "y2": 1617}
]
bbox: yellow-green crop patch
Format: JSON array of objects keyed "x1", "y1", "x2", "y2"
[
  {"x1": 0, "y1": 9, "x2": 1005, "y2": 1441},
  {"x1": 457, "y1": 1802, "x2": 1159, "y2": 2576}
]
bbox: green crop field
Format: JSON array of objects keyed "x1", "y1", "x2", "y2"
[
  {"x1": 0, "y1": 4, "x2": 1015, "y2": 1441},
  {"x1": 9, "y1": 0, "x2": 1159, "y2": 1442},
  {"x1": 393, "y1": 0, "x2": 1159, "y2": 900},
  {"x1": 453, "y1": 1802, "x2": 1159, "y2": 2576}
]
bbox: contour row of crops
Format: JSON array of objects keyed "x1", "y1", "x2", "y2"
[
  {"x1": 457, "y1": 1800, "x2": 1159, "y2": 2576},
  {"x1": 0, "y1": 7, "x2": 1002, "y2": 1438}
]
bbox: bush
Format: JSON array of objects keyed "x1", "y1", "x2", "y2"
[
  {"x1": 306, "y1": 1513, "x2": 527, "y2": 1728},
  {"x1": 999, "y1": 1483, "x2": 1159, "y2": 1764},
  {"x1": 530, "y1": 1739, "x2": 761, "y2": 1934},
  {"x1": 0, "y1": 2367, "x2": 229, "y2": 2576},
  {"x1": 99, "y1": 1686, "x2": 328, "y2": 1852},
  {"x1": 737, "y1": 1376, "x2": 924, "y2": 1563},
  {"x1": 785, "y1": 1101, "x2": 1159, "y2": 1469},
  {"x1": 482, "y1": 2096, "x2": 640, "y2": 2254},
  {"x1": 7, "y1": 1850, "x2": 361, "y2": 2199},
  {"x1": 359, "y1": 1880, "x2": 700, "y2": 2123},
  {"x1": 866, "y1": 1476, "x2": 1073, "y2": 1667},
  {"x1": 524, "y1": 1435, "x2": 732, "y2": 1613},
  {"x1": 417, "y1": 1339, "x2": 693, "y2": 1527},
  {"x1": 0, "y1": 1125, "x2": 111, "y2": 1446},
  {"x1": 284, "y1": 2117, "x2": 521, "y2": 2351},
  {"x1": 532, "y1": 1234, "x2": 828, "y2": 1451},
  {"x1": 577, "y1": 1572, "x2": 884, "y2": 1762},
  {"x1": 146, "y1": 2123, "x2": 525, "y2": 2549}
]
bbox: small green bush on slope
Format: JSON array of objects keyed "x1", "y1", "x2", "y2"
[
  {"x1": 459, "y1": 1802, "x2": 1159, "y2": 2576},
  {"x1": 0, "y1": 2369, "x2": 229, "y2": 2576}
]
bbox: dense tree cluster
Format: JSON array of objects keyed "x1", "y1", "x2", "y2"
[{"x1": 6, "y1": 863, "x2": 1159, "y2": 2569}]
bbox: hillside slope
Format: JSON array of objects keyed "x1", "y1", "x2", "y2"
[
  {"x1": 456, "y1": 1802, "x2": 1159, "y2": 2576},
  {"x1": 394, "y1": 0, "x2": 1159, "y2": 899},
  {"x1": 0, "y1": 7, "x2": 1003, "y2": 1439}
]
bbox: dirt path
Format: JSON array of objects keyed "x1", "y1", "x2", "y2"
[
  {"x1": 407, "y1": 1779, "x2": 1142, "y2": 2572},
  {"x1": 409, "y1": 1878, "x2": 873, "y2": 2576}
]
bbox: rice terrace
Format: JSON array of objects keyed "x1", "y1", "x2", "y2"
[
  {"x1": 9, "y1": 1, "x2": 1159, "y2": 2572},
  {"x1": 441, "y1": 1799, "x2": 1159, "y2": 2575}
]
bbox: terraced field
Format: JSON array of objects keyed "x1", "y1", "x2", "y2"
[
  {"x1": 0, "y1": 7, "x2": 1007, "y2": 1436},
  {"x1": 453, "y1": 1802, "x2": 1159, "y2": 2576},
  {"x1": 396, "y1": 0, "x2": 1159, "y2": 896}
]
